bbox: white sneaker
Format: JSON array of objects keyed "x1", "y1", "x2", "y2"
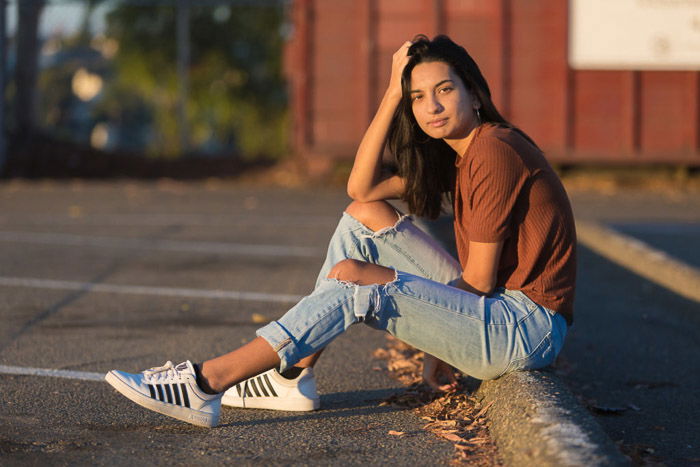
[
  {"x1": 105, "y1": 360, "x2": 222, "y2": 428},
  {"x1": 222, "y1": 367, "x2": 320, "y2": 411}
]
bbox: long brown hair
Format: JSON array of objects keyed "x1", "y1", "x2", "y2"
[{"x1": 387, "y1": 34, "x2": 528, "y2": 219}]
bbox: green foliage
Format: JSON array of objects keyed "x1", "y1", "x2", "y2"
[{"x1": 101, "y1": 3, "x2": 288, "y2": 159}]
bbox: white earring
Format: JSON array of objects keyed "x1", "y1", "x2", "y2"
[{"x1": 475, "y1": 107, "x2": 482, "y2": 123}]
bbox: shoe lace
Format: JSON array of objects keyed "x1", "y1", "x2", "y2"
[{"x1": 143, "y1": 361, "x2": 181, "y2": 383}]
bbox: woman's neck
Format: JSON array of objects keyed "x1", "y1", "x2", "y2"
[{"x1": 444, "y1": 124, "x2": 480, "y2": 158}]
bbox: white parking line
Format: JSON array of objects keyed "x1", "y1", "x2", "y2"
[
  {"x1": 0, "y1": 364, "x2": 104, "y2": 382},
  {"x1": 0, "y1": 276, "x2": 303, "y2": 304},
  {"x1": 0, "y1": 213, "x2": 338, "y2": 227},
  {"x1": 576, "y1": 220, "x2": 700, "y2": 303},
  {"x1": 0, "y1": 231, "x2": 322, "y2": 258}
]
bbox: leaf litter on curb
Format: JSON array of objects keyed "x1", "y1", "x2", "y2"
[{"x1": 373, "y1": 335, "x2": 503, "y2": 465}]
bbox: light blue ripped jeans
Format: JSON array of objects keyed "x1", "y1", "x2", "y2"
[{"x1": 256, "y1": 212, "x2": 568, "y2": 380}]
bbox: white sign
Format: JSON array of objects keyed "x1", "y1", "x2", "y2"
[{"x1": 569, "y1": 0, "x2": 700, "y2": 70}]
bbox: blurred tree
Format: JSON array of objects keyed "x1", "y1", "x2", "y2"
[
  {"x1": 35, "y1": 0, "x2": 110, "y2": 147},
  {"x1": 14, "y1": 0, "x2": 46, "y2": 138},
  {"x1": 78, "y1": 0, "x2": 109, "y2": 44},
  {"x1": 99, "y1": 2, "x2": 288, "y2": 159}
]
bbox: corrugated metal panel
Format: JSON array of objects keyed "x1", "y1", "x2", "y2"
[
  {"x1": 286, "y1": 0, "x2": 700, "y2": 165},
  {"x1": 509, "y1": 0, "x2": 568, "y2": 154},
  {"x1": 640, "y1": 72, "x2": 698, "y2": 156},
  {"x1": 573, "y1": 71, "x2": 636, "y2": 156}
]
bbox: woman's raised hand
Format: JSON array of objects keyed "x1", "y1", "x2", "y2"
[
  {"x1": 348, "y1": 41, "x2": 410, "y2": 202},
  {"x1": 387, "y1": 41, "x2": 413, "y2": 98}
]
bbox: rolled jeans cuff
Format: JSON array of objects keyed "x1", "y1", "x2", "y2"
[{"x1": 255, "y1": 321, "x2": 298, "y2": 373}]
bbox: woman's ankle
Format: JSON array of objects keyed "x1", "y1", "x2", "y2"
[
  {"x1": 194, "y1": 362, "x2": 222, "y2": 395},
  {"x1": 279, "y1": 366, "x2": 304, "y2": 379}
]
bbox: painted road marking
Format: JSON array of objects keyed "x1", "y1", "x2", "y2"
[
  {"x1": 0, "y1": 364, "x2": 104, "y2": 382},
  {"x1": 0, "y1": 213, "x2": 338, "y2": 227},
  {"x1": 608, "y1": 222, "x2": 700, "y2": 235},
  {"x1": 0, "y1": 231, "x2": 322, "y2": 258},
  {"x1": 576, "y1": 220, "x2": 700, "y2": 303},
  {"x1": 0, "y1": 276, "x2": 303, "y2": 304}
]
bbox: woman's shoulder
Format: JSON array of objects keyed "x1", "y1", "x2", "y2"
[
  {"x1": 475, "y1": 123, "x2": 527, "y2": 145},
  {"x1": 472, "y1": 123, "x2": 540, "y2": 159},
  {"x1": 469, "y1": 124, "x2": 523, "y2": 159},
  {"x1": 460, "y1": 123, "x2": 543, "y2": 179}
]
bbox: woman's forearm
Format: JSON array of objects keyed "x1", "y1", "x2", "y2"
[
  {"x1": 455, "y1": 241, "x2": 504, "y2": 296},
  {"x1": 452, "y1": 276, "x2": 490, "y2": 296},
  {"x1": 346, "y1": 89, "x2": 402, "y2": 201},
  {"x1": 347, "y1": 41, "x2": 411, "y2": 202}
]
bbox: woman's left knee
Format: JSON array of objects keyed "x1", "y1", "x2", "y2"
[
  {"x1": 327, "y1": 259, "x2": 395, "y2": 285},
  {"x1": 345, "y1": 200, "x2": 400, "y2": 232},
  {"x1": 327, "y1": 259, "x2": 364, "y2": 282}
]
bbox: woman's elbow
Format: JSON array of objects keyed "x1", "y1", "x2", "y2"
[
  {"x1": 461, "y1": 274, "x2": 497, "y2": 296},
  {"x1": 474, "y1": 281, "x2": 496, "y2": 296},
  {"x1": 483, "y1": 282, "x2": 497, "y2": 295},
  {"x1": 346, "y1": 185, "x2": 368, "y2": 202}
]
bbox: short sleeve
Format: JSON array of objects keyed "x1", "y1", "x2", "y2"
[{"x1": 465, "y1": 137, "x2": 528, "y2": 242}]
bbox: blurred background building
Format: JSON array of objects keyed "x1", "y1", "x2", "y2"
[
  {"x1": 0, "y1": 0, "x2": 698, "y2": 178},
  {"x1": 286, "y1": 0, "x2": 700, "y2": 170}
]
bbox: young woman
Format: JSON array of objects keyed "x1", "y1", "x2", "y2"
[{"x1": 106, "y1": 35, "x2": 576, "y2": 428}]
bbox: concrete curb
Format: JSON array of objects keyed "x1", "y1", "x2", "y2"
[
  {"x1": 419, "y1": 216, "x2": 696, "y2": 465},
  {"x1": 475, "y1": 370, "x2": 630, "y2": 466},
  {"x1": 473, "y1": 219, "x2": 700, "y2": 466}
]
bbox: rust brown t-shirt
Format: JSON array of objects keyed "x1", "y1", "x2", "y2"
[{"x1": 453, "y1": 123, "x2": 576, "y2": 324}]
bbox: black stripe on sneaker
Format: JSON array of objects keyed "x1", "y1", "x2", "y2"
[
  {"x1": 249, "y1": 378, "x2": 262, "y2": 397},
  {"x1": 156, "y1": 384, "x2": 164, "y2": 401},
  {"x1": 236, "y1": 383, "x2": 242, "y2": 397},
  {"x1": 164, "y1": 384, "x2": 173, "y2": 403},
  {"x1": 256, "y1": 376, "x2": 270, "y2": 397},
  {"x1": 148, "y1": 384, "x2": 156, "y2": 399},
  {"x1": 244, "y1": 382, "x2": 253, "y2": 398},
  {"x1": 180, "y1": 383, "x2": 190, "y2": 408},
  {"x1": 263, "y1": 374, "x2": 278, "y2": 397},
  {"x1": 172, "y1": 384, "x2": 181, "y2": 406}
]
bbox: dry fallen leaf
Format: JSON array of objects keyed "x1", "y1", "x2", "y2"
[
  {"x1": 439, "y1": 432, "x2": 464, "y2": 443},
  {"x1": 251, "y1": 313, "x2": 268, "y2": 323},
  {"x1": 474, "y1": 401, "x2": 494, "y2": 419},
  {"x1": 455, "y1": 444, "x2": 475, "y2": 452},
  {"x1": 348, "y1": 423, "x2": 381, "y2": 432},
  {"x1": 432, "y1": 419, "x2": 458, "y2": 427},
  {"x1": 388, "y1": 430, "x2": 405, "y2": 436},
  {"x1": 68, "y1": 205, "x2": 83, "y2": 218},
  {"x1": 388, "y1": 360, "x2": 418, "y2": 371},
  {"x1": 374, "y1": 335, "x2": 503, "y2": 465},
  {"x1": 469, "y1": 437, "x2": 489, "y2": 444}
]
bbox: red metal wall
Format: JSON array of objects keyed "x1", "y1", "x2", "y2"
[{"x1": 285, "y1": 0, "x2": 700, "y2": 166}]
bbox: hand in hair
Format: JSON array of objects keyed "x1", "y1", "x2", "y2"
[
  {"x1": 347, "y1": 40, "x2": 412, "y2": 202},
  {"x1": 387, "y1": 41, "x2": 413, "y2": 98}
]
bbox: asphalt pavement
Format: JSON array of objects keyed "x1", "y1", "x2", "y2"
[
  {"x1": 561, "y1": 189, "x2": 700, "y2": 466},
  {"x1": 0, "y1": 181, "x2": 454, "y2": 465},
  {"x1": 0, "y1": 180, "x2": 698, "y2": 465}
]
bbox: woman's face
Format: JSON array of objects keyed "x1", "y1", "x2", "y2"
[{"x1": 409, "y1": 61, "x2": 478, "y2": 141}]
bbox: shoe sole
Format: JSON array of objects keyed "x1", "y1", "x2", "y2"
[
  {"x1": 221, "y1": 394, "x2": 319, "y2": 411},
  {"x1": 105, "y1": 371, "x2": 218, "y2": 428}
]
